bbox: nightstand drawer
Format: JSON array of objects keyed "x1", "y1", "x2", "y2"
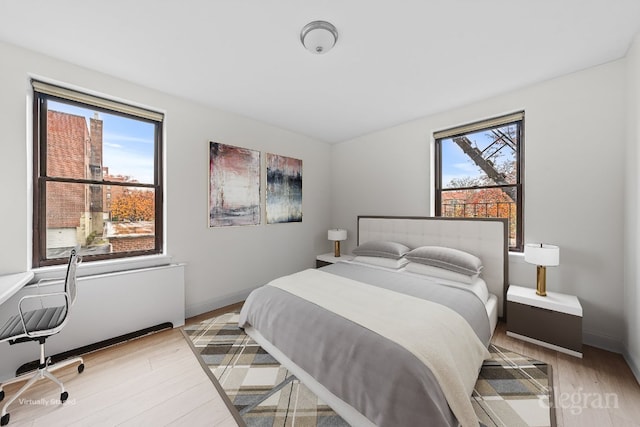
[{"x1": 508, "y1": 301, "x2": 582, "y2": 353}]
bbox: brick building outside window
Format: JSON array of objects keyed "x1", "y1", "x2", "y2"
[{"x1": 33, "y1": 81, "x2": 163, "y2": 267}]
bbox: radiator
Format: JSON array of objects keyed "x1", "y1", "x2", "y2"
[{"x1": 0, "y1": 263, "x2": 185, "y2": 381}]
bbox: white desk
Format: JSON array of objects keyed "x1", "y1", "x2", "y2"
[{"x1": 0, "y1": 272, "x2": 34, "y2": 305}]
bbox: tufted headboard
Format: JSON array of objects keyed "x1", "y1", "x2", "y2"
[{"x1": 357, "y1": 216, "x2": 509, "y2": 317}]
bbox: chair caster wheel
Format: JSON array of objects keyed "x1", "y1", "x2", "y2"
[
  {"x1": 0, "y1": 390, "x2": 4, "y2": 401},
  {"x1": 60, "y1": 391, "x2": 68, "y2": 403},
  {"x1": 1, "y1": 413, "x2": 9, "y2": 426},
  {"x1": 78, "y1": 364, "x2": 85, "y2": 374}
]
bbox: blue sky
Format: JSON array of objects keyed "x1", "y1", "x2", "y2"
[
  {"x1": 49, "y1": 100, "x2": 155, "y2": 184},
  {"x1": 441, "y1": 139, "x2": 481, "y2": 185}
]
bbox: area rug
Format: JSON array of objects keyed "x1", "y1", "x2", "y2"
[{"x1": 183, "y1": 311, "x2": 554, "y2": 427}]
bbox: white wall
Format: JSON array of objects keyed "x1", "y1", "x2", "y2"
[
  {"x1": 0, "y1": 40, "x2": 332, "y2": 318},
  {"x1": 624, "y1": 35, "x2": 640, "y2": 380},
  {"x1": 332, "y1": 60, "x2": 627, "y2": 351}
]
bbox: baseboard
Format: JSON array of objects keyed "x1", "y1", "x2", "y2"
[
  {"x1": 582, "y1": 330, "x2": 624, "y2": 354},
  {"x1": 623, "y1": 348, "x2": 640, "y2": 386},
  {"x1": 185, "y1": 287, "x2": 255, "y2": 318}
]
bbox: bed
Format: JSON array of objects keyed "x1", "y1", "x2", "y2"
[{"x1": 239, "y1": 216, "x2": 509, "y2": 427}]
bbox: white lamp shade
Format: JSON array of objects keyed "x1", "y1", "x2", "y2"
[
  {"x1": 524, "y1": 243, "x2": 560, "y2": 266},
  {"x1": 328, "y1": 229, "x2": 347, "y2": 241},
  {"x1": 301, "y1": 21, "x2": 338, "y2": 54}
]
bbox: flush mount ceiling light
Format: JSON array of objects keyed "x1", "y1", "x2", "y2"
[{"x1": 300, "y1": 20, "x2": 338, "y2": 54}]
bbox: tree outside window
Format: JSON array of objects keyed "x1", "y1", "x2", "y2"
[{"x1": 435, "y1": 113, "x2": 523, "y2": 251}]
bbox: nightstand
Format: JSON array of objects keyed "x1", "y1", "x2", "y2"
[
  {"x1": 507, "y1": 285, "x2": 583, "y2": 358},
  {"x1": 316, "y1": 253, "x2": 354, "y2": 268}
]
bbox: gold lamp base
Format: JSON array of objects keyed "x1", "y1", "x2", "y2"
[
  {"x1": 536, "y1": 265, "x2": 547, "y2": 296},
  {"x1": 334, "y1": 241, "x2": 341, "y2": 257}
]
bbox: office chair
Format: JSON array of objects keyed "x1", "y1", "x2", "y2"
[{"x1": 0, "y1": 249, "x2": 85, "y2": 426}]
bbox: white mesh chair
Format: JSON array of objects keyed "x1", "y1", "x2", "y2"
[{"x1": 0, "y1": 249, "x2": 85, "y2": 426}]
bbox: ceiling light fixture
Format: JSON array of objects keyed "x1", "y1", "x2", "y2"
[{"x1": 300, "y1": 21, "x2": 338, "y2": 54}]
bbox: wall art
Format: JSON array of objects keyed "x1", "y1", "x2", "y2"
[
  {"x1": 266, "y1": 153, "x2": 302, "y2": 224},
  {"x1": 209, "y1": 142, "x2": 260, "y2": 227}
]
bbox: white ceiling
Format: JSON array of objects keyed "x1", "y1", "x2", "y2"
[{"x1": 1, "y1": 1, "x2": 640, "y2": 143}]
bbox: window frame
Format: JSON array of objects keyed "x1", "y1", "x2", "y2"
[
  {"x1": 32, "y1": 83, "x2": 164, "y2": 267},
  {"x1": 434, "y1": 112, "x2": 524, "y2": 252}
]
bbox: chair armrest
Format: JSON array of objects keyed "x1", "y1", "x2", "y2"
[
  {"x1": 34, "y1": 277, "x2": 65, "y2": 291},
  {"x1": 36, "y1": 277, "x2": 64, "y2": 284},
  {"x1": 18, "y1": 292, "x2": 69, "y2": 338}
]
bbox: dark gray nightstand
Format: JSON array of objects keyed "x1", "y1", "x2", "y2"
[{"x1": 507, "y1": 285, "x2": 583, "y2": 357}]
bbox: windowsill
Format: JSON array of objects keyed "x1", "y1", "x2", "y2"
[
  {"x1": 508, "y1": 251, "x2": 526, "y2": 263},
  {"x1": 30, "y1": 254, "x2": 174, "y2": 284}
]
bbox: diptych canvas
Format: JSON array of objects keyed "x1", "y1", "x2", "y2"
[
  {"x1": 209, "y1": 142, "x2": 260, "y2": 227},
  {"x1": 266, "y1": 153, "x2": 302, "y2": 224}
]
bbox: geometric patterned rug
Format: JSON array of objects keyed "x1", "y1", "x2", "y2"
[
  {"x1": 473, "y1": 346, "x2": 555, "y2": 427},
  {"x1": 183, "y1": 311, "x2": 555, "y2": 427}
]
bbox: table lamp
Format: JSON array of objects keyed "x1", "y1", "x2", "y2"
[
  {"x1": 524, "y1": 243, "x2": 560, "y2": 296},
  {"x1": 328, "y1": 229, "x2": 347, "y2": 257}
]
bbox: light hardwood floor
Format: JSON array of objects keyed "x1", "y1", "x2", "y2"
[
  {"x1": 2, "y1": 304, "x2": 639, "y2": 426},
  {"x1": 491, "y1": 322, "x2": 640, "y2": 427},
  {"x1": 0, "y1": 325, "x2": 238, "y2": 426}
]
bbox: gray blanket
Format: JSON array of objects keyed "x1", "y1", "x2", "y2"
[{"x1": 239, "y1": 262, "x2": 490, "y2": 427}]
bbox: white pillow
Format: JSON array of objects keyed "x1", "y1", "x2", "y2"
[
  {"x1": 404, "y1": 262, "x2": 478, "y2": 284},
  {"x1": 352, "y1": 256, "x2": 409, "y2": 270},
  {"x1": 405, "y1": 246, "x2": 483, "y2": 275},
  {"x1": 352, "y1": 241, "x2": 411, "y2": 260}
]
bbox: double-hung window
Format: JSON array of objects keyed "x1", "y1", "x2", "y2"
[
  {"x1": 434, "y1": 112, "x2": 524, "y2": 251},
  {"x1": 32, "y1": 81, "x2": 163, "y2": 267}
]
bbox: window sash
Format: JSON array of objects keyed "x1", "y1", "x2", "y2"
[
  {"x1": 435, "y1": 115, "x2": 523, "y2": 251},
  {"x1": 33, "y1": 84, "x2": 163, "y2": 267}
]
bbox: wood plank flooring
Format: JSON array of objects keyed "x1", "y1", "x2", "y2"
[
  {"x1": 491, "y1": 322, "x2": 640, "y2": 427},
  {"x1": 2, "y1": 303, "x2": 639, "y2": 426},
  {"x1": 0, "y1": 326, "x2": 237, "y2": 427}
]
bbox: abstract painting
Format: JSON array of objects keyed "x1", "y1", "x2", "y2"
[
  {"x1": 266, "y1": 153, "x2": 302, "y2": 224},
  {"x1": 209, "y1": 142, "x2": 260, "y2": 227}
]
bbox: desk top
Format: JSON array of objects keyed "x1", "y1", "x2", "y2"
[{"x1": 0, "y1": 272, "x2": 34, "y2": 305}]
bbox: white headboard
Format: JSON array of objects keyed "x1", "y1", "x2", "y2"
[{"x1": 357, "y1": 216, "x2": 509, "y2": 317}]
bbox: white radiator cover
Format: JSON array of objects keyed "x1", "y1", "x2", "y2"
[{"x1": 0, "y1": 263, "x2": 185, "y2": 381}]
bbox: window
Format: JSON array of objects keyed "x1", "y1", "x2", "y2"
[
  {"x1": 434, "y1": 112, "x2": 523, "y2": 251},
  {"x1": 33, "y1": 81, "x2": 163, "y2": 267}
]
